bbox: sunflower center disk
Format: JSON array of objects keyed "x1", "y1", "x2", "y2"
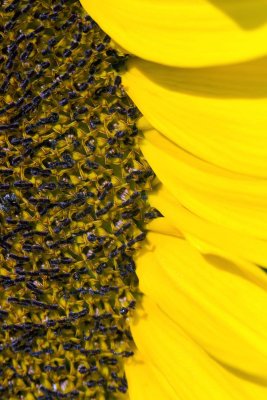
[{"x1": 0, "y1": 1, "x2": 156, "y2": 398}]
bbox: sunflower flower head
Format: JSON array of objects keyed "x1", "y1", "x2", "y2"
[
  {"x1": 0, "y1": 1, "x2": 155, "y2": 398},
  {"x1": 2, "y1": 0, "x2": 267, "y2": 399}
]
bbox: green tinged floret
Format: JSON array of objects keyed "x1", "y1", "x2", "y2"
[{"x1": 0, "y1": 0, "x2": 159, "y2": 398}]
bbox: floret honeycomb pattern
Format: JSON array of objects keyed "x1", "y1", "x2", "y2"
[{"x1": 0, "y1": 0, "x2": 160, "y2": 398}]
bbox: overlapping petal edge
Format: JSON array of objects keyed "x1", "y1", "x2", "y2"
[
  {"x1": 80, "y1": 0, "x2": 267, "y2": 398},
  {"x1": 80, "y1": 0, "x2": 267, "y2": 67}
]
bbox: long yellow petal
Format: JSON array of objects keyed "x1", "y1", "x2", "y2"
[
  {"x1": 136, "y1": 230, "x2": 267, "y2": 380},
  {"x1": 149, "y1": 184, "x2": 267, "y2": 267},
  {"x1": 138, "y1": 129, "x2": 267, "y2": 266},
  {"x1": 131, "y1": 296, "x2": 267, "y2": 400},
  {"x1": 80, "y1": 0, "x2": 267, "y2": 67},
  {"x1": 125, "y1": 352, "x2": 178, "y2": 400},
  {"x1": 123, "y1": 58, "x2": 267, "y2": 176}
]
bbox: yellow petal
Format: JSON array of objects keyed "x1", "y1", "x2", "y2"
[
  {"x1": 148, "y1": 217, "x2": 267, "y2": 291},
  {"x1": 146, "y1": 215, "x2": 183, "y2": 238},
  {"x1": 149, "y1": 184, "x2": 267, "y2": 267},
  {"x1": 80, "y1": 0, "x2": 267, "y2": 67},
  {"x1": 138, "y1": 128, "x2": 267, "y2": 264},
  {"x1": 136, "y1": 229, "x2": 267, "y2": 380},
  {"x1": 123, "y1": 58, "x2": 267, "y2": 176},
  {"x1": 131, "y1": 296, "x2": 267, "y2": 400},
  {"x1": 125, "y1": 352, "x2": 177, "y2": 400},
  {"x1": 140, "y1": 129, "x2": 267, "y2": 201}
]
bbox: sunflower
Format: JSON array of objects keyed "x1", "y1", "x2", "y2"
[
  {"x1": 0, "y1": 1, "x2": 153, "y2": 398},
  {"x1": 79, "y1": 1, "x2": 267, "y2": 399}
]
